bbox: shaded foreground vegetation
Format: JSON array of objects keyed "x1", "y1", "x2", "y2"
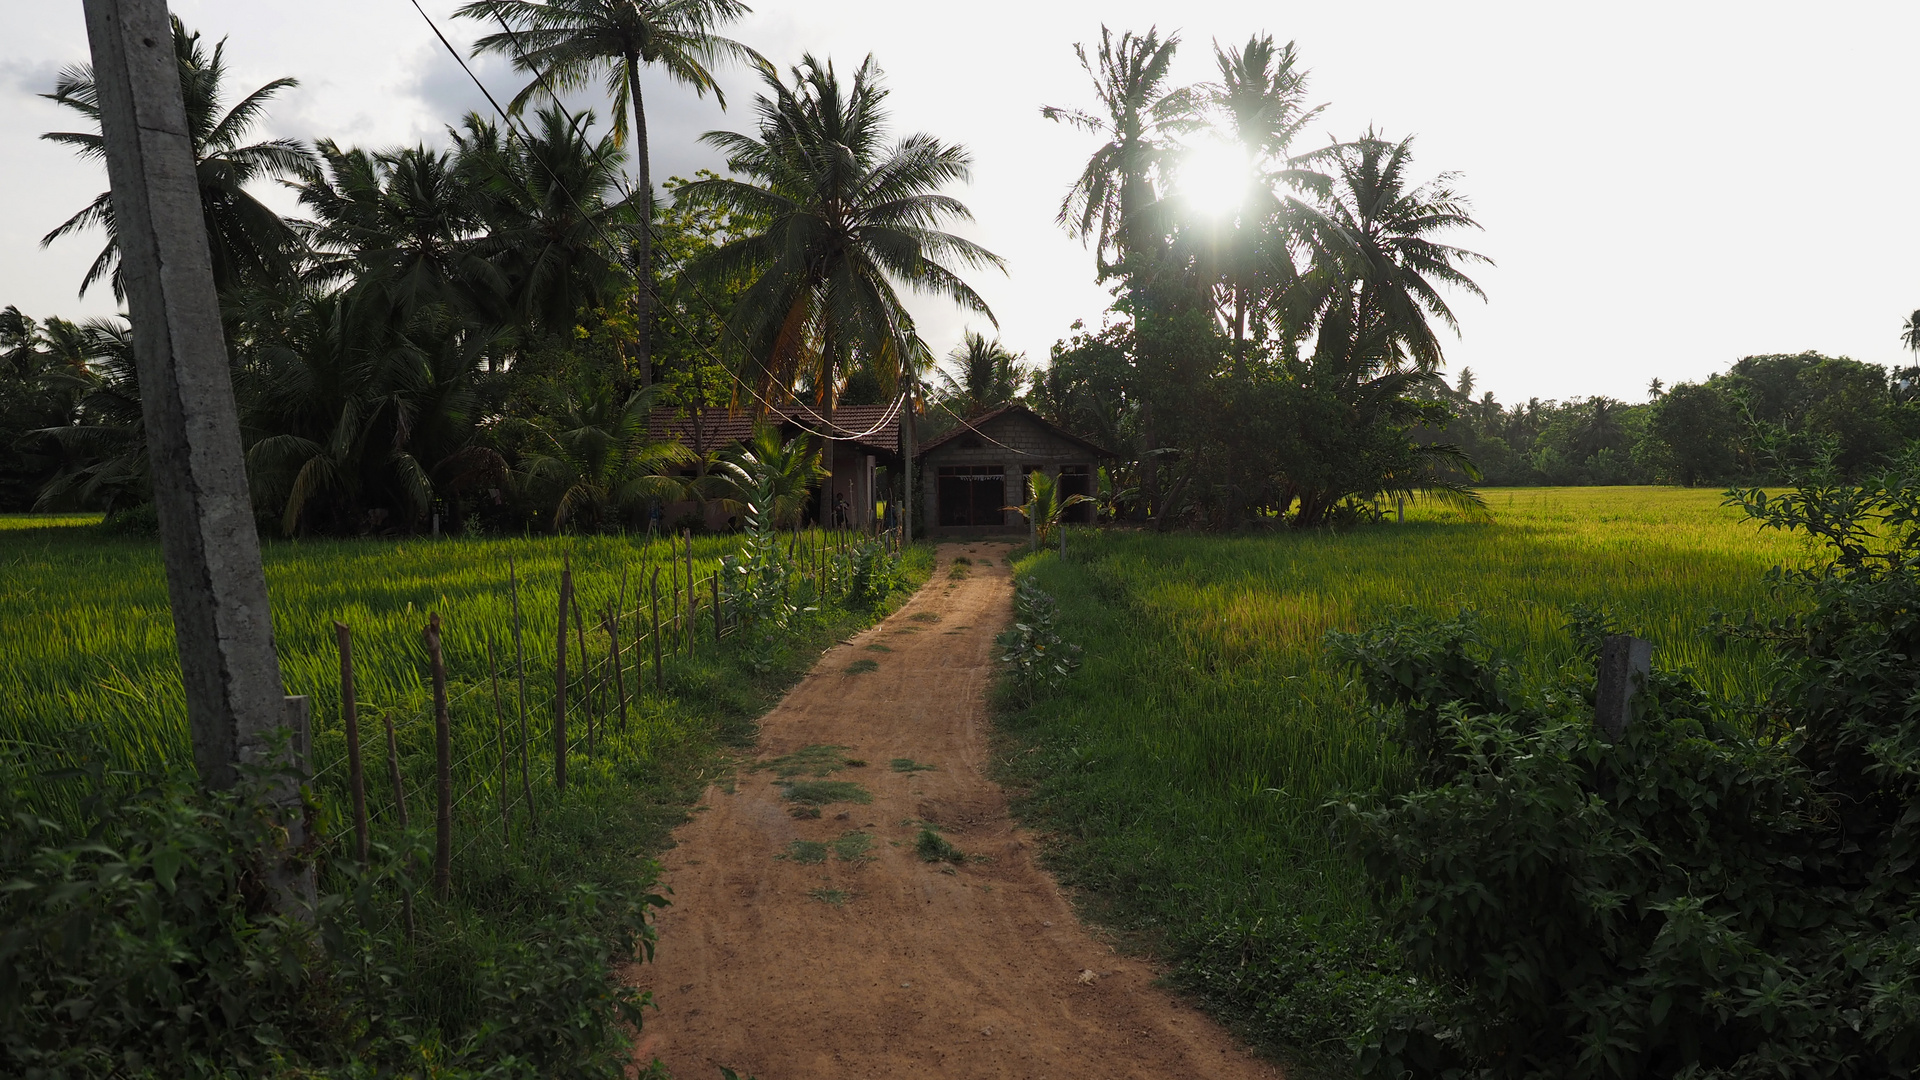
[
  {"x1": 0, "y1": 520, "x2": 927, "y2": 1077},
  {"x1": 994, "y1": 488, "x2": 1809, "y2": 1070}
]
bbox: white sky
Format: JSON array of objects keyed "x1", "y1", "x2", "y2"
[{"x1": 4, "y1": 1, "x2": 1918, "y2": 405}]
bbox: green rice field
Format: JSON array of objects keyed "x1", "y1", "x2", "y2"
[
  {"x1": 1002, "y1": 486, "x2": 1813, "y2": 1068},
  {"x1": 0, "y1": 521, "x2": 891, "y2": 830}
]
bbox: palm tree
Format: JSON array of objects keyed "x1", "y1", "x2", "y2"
[
  {"x1": 40, "y1": 16, "x2": 312, "y2": 299},
  {"x1": 34, "y1": 319, "x2": 149, "y2": 514},
  {"x1": 1008, "y1": 470, "x2": 1092, "y2": 548},
  {"x1": 1294, "y1": 131, "x2": 1489, "y2": 375},
  {"x1": 458, "y1": 0, "x2": 765, "y2": 387},
  {"x1": 518, "y1": 382, "x2": 689, "y2": 532},
  {"x1": 1185, "y1": 34, "x2": 1325, "y2": 353},
  {"x1": 709, "y1": 422, "x2": 824, "y2": 529},
  {"x1": 678, "y1": 55, "x2": 1003, "y2": 411},
  {"x1": 293, "y1": 140, "x2": 502, "y2": 327},
  {"x1": 934, "y1": 332, "x2": 1027, "y2": 416},
  {"x1": 1903, "y1": 310, "x2": 1920, "y2": 356},
  {"x1": 1042, "y1": 26, "x2": 1191, "y2": 284},
  {"x1": 456, "y1": 109, "x2": 646, "y2": 339}
]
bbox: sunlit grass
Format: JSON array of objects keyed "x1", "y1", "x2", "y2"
[{"x1": 1002, "y1": 486, "x2": 1810, "y2": 1061}]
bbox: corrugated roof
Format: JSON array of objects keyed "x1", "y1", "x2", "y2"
[{"x1": 648, "y1": 402, "x2": 902, "y2": 457}]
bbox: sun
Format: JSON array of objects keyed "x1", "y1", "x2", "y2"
[{"x1": 1177, "y1": 141, "x2": 1253, "y2": 219}]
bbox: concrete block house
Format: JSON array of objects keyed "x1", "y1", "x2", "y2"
[{"x1": 914, "y1": 405, "x2": 1114, "y2": 536}]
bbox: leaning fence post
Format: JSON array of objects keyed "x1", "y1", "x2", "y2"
[
  {"x1": 555, "y1": 555, "x2": 571, "y2": 792},
  {"x1": 607, "y1": 608, "x2": 628, "y2": 734},
  {"x1": 381, "y1": 706, "x2": 414, "y2": 936},
  {"x1": 334, "y1": 621, "x2": 368, "y2": 863},
  {"x1": 650, "y1": 567, "x2": 664, "y2": 691},
  {"x1": 572, "y1": 592, "x2": 593, "y2": 760},
  {"x1": 424, "y1": 614, "x2": 452, "y2": 900},
  {"x1": 1596, "y1": 634, "x2": 1653, "y2": 742}
]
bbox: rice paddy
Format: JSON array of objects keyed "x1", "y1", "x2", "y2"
[{"x1": 1000, "y1": 486, "x2": 1812, "y2": 1064}]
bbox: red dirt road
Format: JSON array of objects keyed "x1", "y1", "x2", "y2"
[{"x1": 628, "y1": 542, "x2": 1281, "y2": 1080}]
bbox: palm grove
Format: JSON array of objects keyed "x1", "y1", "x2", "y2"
[{"x1": 1, "y1": 3, "x2": 994, "y2": 536}]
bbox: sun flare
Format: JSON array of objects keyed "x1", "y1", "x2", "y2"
[{"x1": 1177, "y1": 141, "x2": 1253, "y2": 218}]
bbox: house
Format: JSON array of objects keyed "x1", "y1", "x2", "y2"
[
  {"x1": 914, "y1": 405, "x2": 1115, "y2": 535},
  {"x1": 649, "y1": 403, "x2": 903, "y2": 530}
]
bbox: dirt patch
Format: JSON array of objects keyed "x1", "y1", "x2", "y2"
[{"x1": 628, "y1": 542, "x2": 1281, "y2": 1079}]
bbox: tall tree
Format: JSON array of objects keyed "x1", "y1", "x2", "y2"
[
  {"x1": 40, "y1": 16, "x2": 312, "y2": 299},
  {"x1": 458, "y1": 0, "x2": 765, "y2": 387},
  {"x1": 1042, "y1": 26, "x2": 1191, "y2": 285},
  {"x1": 678, "y1": 55, "x2": 1002, "y2": 411},
  {"x1": 934, "y1": 332, "x2": 1027, "y2": 416},
  {"x1": 1294, "y1": 131, "x2": 1489, "y2": 376},
  {"x1": 1189, "y1": 34, "x2": 1326, "y2": 354}
]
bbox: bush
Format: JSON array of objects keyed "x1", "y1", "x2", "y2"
[
  {"x1": 1330, "y1": 452, "x2": 1920, "y2": 1078},
  {"x1": 996, "y1": 577, "x2": 1081, "y2": 703}
]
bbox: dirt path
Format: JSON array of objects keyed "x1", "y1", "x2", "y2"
[{"x1": 629, "y1": 542, "x2": 1281, "y2": 1080}]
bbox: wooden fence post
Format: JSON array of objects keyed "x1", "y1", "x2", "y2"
[
  {"x1": 684, "y1": 529, "x2": 695, "y2": 653},
  {"x1": 572, "y1": 592, "x2": 593, "y2": 760},
  {"x1": 486, "y1": 633, "x2": 509, "y2": 845},
  {"x1": 608, "y1": 609, "x2": 628, "y2": 733},
  {"x1": 651, "y1": 567, "x2": 664, "y2": 691},
  {"x1": 334, "y1": 621, "x2": 368, "y2": 863},
  {"x1": 1596, "y1": 634, "x2": 1653, "y2": 742},
  {"x1": 711, "y1": 573, "x2": 721, "y2": 643},
  {"x1": 424, "y1": 614, "x2": 452, "y2": 900},
  {"x1": 507, "y1": 556, "x2": 536, "y2": 827},
  {"x1": 381, "y1": 706, "x2": 413, "y2": 935},
  {"x1": 555, "y1": 555, "x2": 571, "y2": 792}
]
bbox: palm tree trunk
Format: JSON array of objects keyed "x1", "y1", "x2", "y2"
[{"x1": 627, "y1": 55, "x2": 653, "y2": 387}]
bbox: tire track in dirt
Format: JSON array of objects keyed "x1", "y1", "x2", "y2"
[{"x1": 628, "y1": 542, "x2": 1281, "y2": 1080}]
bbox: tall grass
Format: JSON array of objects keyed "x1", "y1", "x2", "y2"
[{"x1": 1000, "y1": 487, "x2": 1809, "y2": 1071}]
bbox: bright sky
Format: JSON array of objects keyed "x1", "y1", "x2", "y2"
[{"x1": 4, "y1": 1, "x2": 1918, "y2": 405}]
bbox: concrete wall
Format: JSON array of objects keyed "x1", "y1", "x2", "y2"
[{"x1": 920, "y1": 412, "x2": 1100, "y2": 534}]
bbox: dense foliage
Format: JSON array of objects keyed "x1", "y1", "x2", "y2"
[
  {"x1": 1430, "y1": 352, "x2": 1920, "y2": 487},
  {"x1": 1332, "y1": 457, "x2": 1920, "y2": 1077},
  {"x1": 1019, "y1": 29, "x2": 1489, "y2": 527}
]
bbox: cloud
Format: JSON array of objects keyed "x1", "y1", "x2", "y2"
[{"x1": 2, "y1": 56, "x2": 75, "y2": 99}]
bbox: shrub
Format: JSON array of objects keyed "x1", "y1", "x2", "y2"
[
  {"x1": 996, "y1": 577, "x2": 1081, "y2": 703},
  {"x1": 1330, "y1": 451, "x2": 1920, "y2": 1078}
]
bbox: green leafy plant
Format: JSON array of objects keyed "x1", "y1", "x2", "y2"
[
  {"x1": 1330, "y1": 451, "x2": 1920, "y2": 1077},
  {"x1": 996, "y1": 577, "x2": 1082, "y2": 702}
]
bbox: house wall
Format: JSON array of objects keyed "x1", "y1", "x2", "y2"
[{"x1": 919, "y1": 413, "x2": 1100, "y2": 534}]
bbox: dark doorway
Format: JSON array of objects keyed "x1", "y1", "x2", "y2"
[
  {"x1": 1059, "y1": 464, "x2": 1094, "y2": 523},
  {"x1": 937, "y1": 465, "x2": 1005, "y2": 527}
]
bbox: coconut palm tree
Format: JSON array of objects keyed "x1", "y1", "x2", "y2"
[
  {"x1": 456, "y1": 108, "x2": 646, "y2": 339},
  {"x1": 1294, "y1": 131, "x2": 1489, "y2": 376},
  {"x1": 934, "y1": 332, "x2": 1027, "y2": 416},
  {"x1": 457, "y1": 0, "x2": 765, "y2": 387},
  {"x1": 1185, "y1": 34, "x2": 1326, "y2": 354},
  {"x1": 518, "y1": 382, "x2": 689, "y2": 532},
  {"x1": 1903, "y1": 310, "x2": 1920, "y2": 356},
  {"x1": 1042, "y1": 26, "x2": 1192, "y2": 284},
  {"x1": 708, "y1": 422, "x2": 824, "y2": 529},
  {"x1": 1008, "y1": 470, "x2": 1092, "y2": 548},
  {"x1": 677, "y1": 55, "x2": 1002, "y2": 411},
  {"x1": 40, "y1": 16, "x2": 312, "y2": 299}
]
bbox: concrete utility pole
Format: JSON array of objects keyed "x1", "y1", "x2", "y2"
[{"x1": 81, "y1": 0, "x2": 304, "y2": 794}]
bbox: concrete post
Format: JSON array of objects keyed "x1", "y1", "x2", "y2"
[
  {"x1": 81, "y1": 0, "x2": 296, "y2": 790},
  {"x1": 1595, "y1": 634, "x2": 1653, "y2": 741}
]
